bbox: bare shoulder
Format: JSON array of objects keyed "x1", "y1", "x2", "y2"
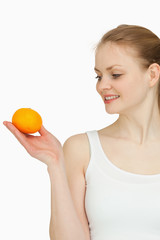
[{"x1": 63, "y1": 132, "x2": 90, "y2": 176}]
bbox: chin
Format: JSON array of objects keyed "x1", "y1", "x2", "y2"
[{"x1": 105, "y1": 107, "x2": 120, "y2": 115}]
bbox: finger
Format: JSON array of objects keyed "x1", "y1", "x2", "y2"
[
  {"x1": 38, "y1": 125, "x2": 48, "y2": 136},
  {"x1": 3, "y1": 121, "x2": 28, "y2": 147}
]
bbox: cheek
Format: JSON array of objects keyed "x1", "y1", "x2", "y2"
[
  {"x1": 119, "y1": 76, "x2": 139, "y2": 96},
  {"x1": 121, "y1": 80, "x2": 146, "y2": 103}
]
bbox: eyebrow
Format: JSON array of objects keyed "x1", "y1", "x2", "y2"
[{"x1": 94, "y1": 64, "x2": 123, "y2": 72}]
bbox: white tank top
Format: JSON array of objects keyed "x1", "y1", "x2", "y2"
[{"x1": 85, "y1": 130, "x2": 160, "y2": 240}]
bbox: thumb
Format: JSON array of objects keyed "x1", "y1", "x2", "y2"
[{"x1": 38, "y1": 125, "x2": 49, "y2": 136}]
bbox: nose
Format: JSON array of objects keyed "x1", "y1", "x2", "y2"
[{"x1": 96, "y1": 76, "x2": 112, "y2": 92}]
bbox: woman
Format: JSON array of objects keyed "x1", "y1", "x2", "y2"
[{"x1": 3, "y1": 24, "x2": 160, "y2": 240}]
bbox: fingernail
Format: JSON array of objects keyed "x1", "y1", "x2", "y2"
[{"x1": 3, "y1": 121, "x2": 7, "y2": 127}]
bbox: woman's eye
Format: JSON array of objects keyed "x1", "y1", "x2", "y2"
[
  {"x1": 95, "y1": 75, "x2": 102, "y2": 81},
  {"x1": 112, "y1": 74, "x2": 122, "y2": 79},
  {"x1": 95, "y1": 74, "x2": 122, "y2": 81}
]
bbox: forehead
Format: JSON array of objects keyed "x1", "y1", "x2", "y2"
[{"x1": 95, "y1": 42, "x2": 139, "y2": 67}]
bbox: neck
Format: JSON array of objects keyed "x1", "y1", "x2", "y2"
[{"x1": 114, "y1": 99, "x2": 160, "y2": 146}]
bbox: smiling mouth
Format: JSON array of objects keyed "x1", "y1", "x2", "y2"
[
  {"x1": 104, "y1": 96, "x2": 120, "y2": 103},
  {"x1": 104, "y1": 95, "x2": 120, "y2": 100}
]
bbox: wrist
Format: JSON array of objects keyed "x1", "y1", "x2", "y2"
[{"x1": 47, "y1": 157, "x2": 65, "y2": 176}]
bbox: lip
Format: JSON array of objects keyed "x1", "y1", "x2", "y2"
[
  {"x1": 104, "y1": 95, "x2": 120, "y2": 104},
  {"x1": 103, "y1": 94, "x2": 120, "y2": 101},
  {"x1": 104, "y1": 94, "x2": 120, "y2": 97}
]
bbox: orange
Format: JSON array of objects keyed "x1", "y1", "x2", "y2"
[{"x1": 12, "y1": 108, "x2": 42, "y2": 134}]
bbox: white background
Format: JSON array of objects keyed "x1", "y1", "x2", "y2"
[{"x1": 0, "y1": 0, "x2": 160, "y2": 239}]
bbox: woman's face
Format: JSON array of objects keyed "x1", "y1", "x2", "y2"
[{"x1": 95, "y1": 42, "x2": 149, "y2": 114}]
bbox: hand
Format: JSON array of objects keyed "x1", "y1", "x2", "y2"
[{"x1": 3, "y1": 121, "x2": 64, "y2": 167}]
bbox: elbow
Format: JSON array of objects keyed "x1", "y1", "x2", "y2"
[{"x1": 49, "y1": 220, "x2": 55, "y2": 240}]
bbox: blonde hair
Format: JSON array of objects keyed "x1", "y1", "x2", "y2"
[{"x1": 96, "y1": 24, "x2": 160, "y2": 110}]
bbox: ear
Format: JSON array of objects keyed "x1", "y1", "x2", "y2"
[{"x1": 148, "y1": 63, "x2": 160, "y2": 87}]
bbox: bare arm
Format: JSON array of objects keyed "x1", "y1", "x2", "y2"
[
  {"x1": 48, "y1": 161, "x2": 87, "y2": 240},
  {"x1": 3, "y1": 122, "x2": 88, "y2": 240},
  {"x1": 48, "y1": 133, "x2": 91, "y2": 240}
]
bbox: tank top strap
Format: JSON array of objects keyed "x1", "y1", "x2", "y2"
[{"x1": 85, "y1": 130, "x2": 101, "y2": 159}]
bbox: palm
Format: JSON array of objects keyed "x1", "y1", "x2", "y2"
[{"x1": 3, "y1": 121, "x2": 63, "y2": 166}]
